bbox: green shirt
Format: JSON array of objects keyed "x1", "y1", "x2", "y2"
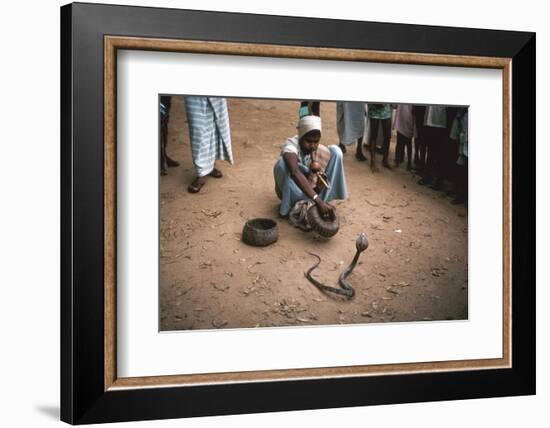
[{"x1": 367, "y1": 103, "x2": 391, "y2": 120}]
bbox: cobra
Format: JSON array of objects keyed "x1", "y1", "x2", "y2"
[{"x1": 305, "y1": 232, "x2": 369, "y2": 299}]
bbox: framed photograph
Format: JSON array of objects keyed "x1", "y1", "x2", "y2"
[{"x1": 60, "y1": 2, "x2": 535, "y2": 424}]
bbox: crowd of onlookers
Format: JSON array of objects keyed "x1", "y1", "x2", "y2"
[
  {"x1": 160, "y1": 96, "x2": 468, "y2": 206},
  {"x1": 301, "y1": 101, "x2": 469, "y2": 205}
]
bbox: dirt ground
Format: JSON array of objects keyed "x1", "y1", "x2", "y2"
[{"x1": 159, "y1": 97, "x2": 468, "y2": 331}]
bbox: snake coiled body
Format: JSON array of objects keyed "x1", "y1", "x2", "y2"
[{"x1": 305, "y1": 233, "x2": 369, "y2": 299}]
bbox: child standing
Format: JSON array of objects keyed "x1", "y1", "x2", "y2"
[{"x1": 393, "y1": 104, "x2": 416, "y2": 170}]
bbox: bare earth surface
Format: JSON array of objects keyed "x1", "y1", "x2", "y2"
[{"x1": 160, "y1": 97, "x2": 468, "y2": 331}]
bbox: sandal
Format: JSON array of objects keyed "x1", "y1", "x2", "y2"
[{"x1": 187, "y1": 177, "x2": 206, "y2": 193}]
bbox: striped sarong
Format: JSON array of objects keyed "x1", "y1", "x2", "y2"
[{"x1": 184, "y1": 96, "x2": 234, "y2": 177}]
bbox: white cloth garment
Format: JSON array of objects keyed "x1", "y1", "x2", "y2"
[
  {"x1": 424, "y1": 105, "x2": 447, "y2": 128},
  {"x1": 336, "y1": 102, "x2": 365, "y2": 145},
  {"x1": 393, "y1": 104, "x2": 417, "y2": 139},
  {"x1": 297, "y1": 115, "x2": 322, "y2": 138}
]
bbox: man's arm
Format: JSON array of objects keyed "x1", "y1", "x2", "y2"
[
  {"x1": 282, "y1": 152, "x2": 317, "y2": 199},
  {"x1": 282, "y1": 152, "x2": 335, "y2": 219}
]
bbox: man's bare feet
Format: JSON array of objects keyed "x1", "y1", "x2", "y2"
[
  {"x1": 382, "y1": 159, "x2": 392, "y2": 170},
  {"x1": 187, "y1": 176, "x2": 206, "y2": 193},
  {"x1": 339, "y1": 143, "x2": 347, "y2": 154},
  {"x1": 370, "y1": 162, "x2": 379, "y2": 173}
]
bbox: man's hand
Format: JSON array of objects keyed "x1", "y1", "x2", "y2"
[{"x1": 315, "y1": 199, "x2": 335, "y2": 221}]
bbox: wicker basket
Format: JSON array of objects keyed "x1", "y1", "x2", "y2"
[{"x1": 242, "y1": 218, "x2": 279, "y2": 247}]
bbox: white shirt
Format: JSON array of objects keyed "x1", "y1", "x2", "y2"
[{"x1": 280, "y1": 135, "x2": 312, "y2": 166}]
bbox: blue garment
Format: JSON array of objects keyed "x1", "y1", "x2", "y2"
[
  {"x1": 336, "y1": 102, "x2": 365, "y2": 145},
  {"x1": 274, "y1": 145, "x2": 348, "y2": 216}
]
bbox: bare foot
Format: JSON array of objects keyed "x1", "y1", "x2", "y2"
[
  {"x1": 208, "y1": 167, "x2": 223, "y2": 178},
  {"x1": 355, "y1": 151, "x2": 367, "y2": 161},
  {"x1": 370, "y1": 162, "x2": 379, "y2": 173}
]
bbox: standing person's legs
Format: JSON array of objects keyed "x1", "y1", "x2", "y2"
[
  {"x1": 355, "y1": 136, "x2": 366, "y2": 161},
  {"x1": 369, "y1": 118, "x2": 380, "y2": 172},
  {"x1": 446, "y1": 137, "x2": 460, "y2": 195},
  {"x1": 430, "y1": 127, "x2": 447, "y2": 190},
  {"x1": 311, "y1": 101, "x2": 320, "y2": 116},
  {"x1": 419, "y1": 139, "x2": 427, "y2": 171},
  {"x1": 463, "y1": 159, "x2": 468, "y2": 204},
  {"x1": 160, "y1": 112, "x2": 168, "y2": 176},
  {"x1": 413, "y1": 105, "x2": 426, "y2": 172},
  {"x1": 413, "y1": 136, "x2": 420, "y2": 167},
  {"x1": 405, "y1": 136, "x2": 413, "y2": 170},
  {"x1": 395, "y1": 132, "x2": 406, "y2": 166},
  {"x1": 160, "y1": 95, "x2": 179, "y2": 175},
  {"x1": 419, "y1": 126, "x2": 435, "y2": 185},
  {"x1": 337, "y1": 102, "x2": 365, "y2": 156},
  {"x1": 452, "y1": 159, "x2": 468, "y2": 205},
  {"x1": 300, "y1": 101, "x2": 321, "y2": 117},
  {"x1": 185, "y1": 97, "x2": 226, "y2": 193},
  {"x1": 381, "y1": 117, "x2": 392, "y2": 169},
  {"x1": 336, "y1": 102, "x2": 347, "y2": 154},
  {"x1": 413, "y1": 138, "x2": 419, "y2": 163},
  {"x1": 162, "y1": 96, "x2": 179, "y2": 169}
]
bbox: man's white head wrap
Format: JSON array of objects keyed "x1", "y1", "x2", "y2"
[{"x1": 297, "y1": 115, "x2": 322, "y2": 139}]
